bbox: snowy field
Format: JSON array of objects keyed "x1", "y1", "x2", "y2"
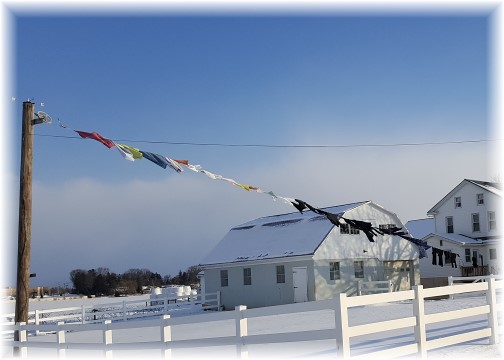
[{"x1": 1, "y1": 293, "x2": 502, "y2": 359}]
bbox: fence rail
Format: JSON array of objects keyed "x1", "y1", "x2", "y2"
[
  {"x1": 357, "y1": 280, "x2": 393, "y2": 295},
  {"x1": 3, "y1": 280, "x2": 502, "y2": 358},
  {"x1": 2, "y1": 291, "x2": 221, "y2": 331}
]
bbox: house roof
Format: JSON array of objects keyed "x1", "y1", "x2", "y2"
[
  {"x1": 405, "y1": 218, "x2": 435, "y2": 240},
  {"x1": 427, "y1": 179, "x2": 502, "y2": 215},
  {"x1": 424, "y1": 232, "x2": 483, "y2": 246},
  {"x1": 200, "y1": 201, "x2": 368, "y2": 266}
]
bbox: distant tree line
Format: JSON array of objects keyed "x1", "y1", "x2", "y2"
[{"x1": 69, "y1": 266, "x2": 202, "y2": 297}]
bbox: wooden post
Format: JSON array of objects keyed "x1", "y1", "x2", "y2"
[
  {"x1": 334, "y1": 292, "x2": 350, "y2": 359},
  {"x1": 161, "y1": 314, "x2": 172, "y2": 358},
  {"x1": 103, "y1": 320, "x2": 113, "y2": 358},
  {"x1": 486, "y1": 278, "x2": 499, "y2": 345},
  {"x1": 413, "y1": 285, "x2": 427, "y2": 358},
  {"x1": 235, "y1": 305, "x2": 248, "y2": 358},
  {"x1": 14, "y1": 101, "x2": 35, "y2": 355},
  {"x1": 57, "y1": 321, "x2": 66, "y2": 357}
]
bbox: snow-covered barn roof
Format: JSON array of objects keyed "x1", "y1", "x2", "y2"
[{"x1": 200, "y1": 201, "x2": 368, "y2": 266}]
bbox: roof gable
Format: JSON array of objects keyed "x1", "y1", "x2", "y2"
[
  {"x1": 427, "y1": 179, "x2": 502, "y2": 215},
  {"x1": 200, "y1": 201, "x2": 368, "y2": 266}
]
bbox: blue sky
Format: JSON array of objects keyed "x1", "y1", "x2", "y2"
[{"x1": 3, "y1": 6, "x2": 500, "y2": 287}]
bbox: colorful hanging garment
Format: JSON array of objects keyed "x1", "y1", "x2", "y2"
[
  {"x1": 140, "y1": 150, "x2": 170, "y2": 169},
  {"x1": 114, "y1": 142, "x2": 134, "y2": 161},
  {"x1": 75, "y1": 130, "x2": 115, "y2": 148},
  {"x1": 118, "y1": 144, "x2": 143, "y2": 159},
  {"x1": 165, "y1": 157, "x2": 184, "y2": 173}
]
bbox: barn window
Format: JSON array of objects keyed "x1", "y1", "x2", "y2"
[
  {"x1": 477, "y1": 193, "x2": 484, "y2": 205},
  {"x1": 340, "y1": 224, "x2": 360, "y2": 234},
  {"x1": 220, "y1": 270, "x2": 228, "y2": 287},
  {"x1": 330, "y1": 262, "x2": 340, "y2": 280},
  {"x1": 243, "y1": 268, "x2": 252, "y2": 285},
  {"x1": 455, "y1": 197, "x2": 462, "y2": 208},
  {"x1": 276, "y1": 265, "x2": 285, "y2": 283},
  {"x1": 354, "y1": 261, "x2": 364, "y2": 278}
]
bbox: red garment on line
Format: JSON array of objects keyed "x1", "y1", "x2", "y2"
[{"x1": 75, "y1": 130, "x2": 115, "y2": 149}]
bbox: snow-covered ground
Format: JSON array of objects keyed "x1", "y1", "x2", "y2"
[{"x1": 1, "y1": 293, "x2": 502, "y2": 359}]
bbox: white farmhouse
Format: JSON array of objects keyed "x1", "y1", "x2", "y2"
[
  {"x1": 200, "y1": 201, "x2": 421, "y2": 310},
  {"x1": 407, "y1": 179, "x2": 502, "y2": 287}
]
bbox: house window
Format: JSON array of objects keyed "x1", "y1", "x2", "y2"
[
  {"x1": 220, "y1": 270, "x2": 228, "y2": 287},
  {"x1": 477, "y1": 193, "x2": 484, "y2": 205},
  {"x1": 439, "y1": 240, "x2": 443, "y2": 247},
  {"x1": 243, "y1": 268, "x2": 252, "y2": 286},
  {"x1": 340, "y1": 223, "x2": 360, "y2": 234},
  {"x1": 330, "y1": 262, "x2": 340, "y2": 280},
  {"x1": 472, "y1": 213, "x2": 480, "y2": 232},
  {"x1": 354, "y1": 261, "x2": 364, "y2": 278},
  {"x1": 488, "y1": 211, "x2": 497, "y2": 231},
  {"x1": 276, "y1": 265, "x2": 285, "y2": 284},
  {"x1": 489, "y1": 248, "x2": 497, "y2": 260},
  {"x1": 445, "y1": 217, "x2": 454, "y2": 234},
  {"x1": 465, "y1": 249, "x2": 471, "y2": 263},
  {"x1": 455, "y1": 197, "x2": 462, "y2": 208}
]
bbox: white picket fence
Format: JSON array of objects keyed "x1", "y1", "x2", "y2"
[{"x1": 3, "y1": 279, "x2": 501, "y2": 359}]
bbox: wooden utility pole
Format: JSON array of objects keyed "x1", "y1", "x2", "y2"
[{"x1": 14, "y1": 101, "x2": 35, "y2": 348}]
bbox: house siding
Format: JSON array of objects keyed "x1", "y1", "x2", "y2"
[
  {"x1": 204, "y1": 259, "x2": 313, "y2": 310},
  {"x1": 433, "y1": 182, "x2": 500, "y2": 237}
]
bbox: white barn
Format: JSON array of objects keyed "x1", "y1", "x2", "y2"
[
  {"x1": 200, "y1": 201, "x2": 421, "y2": 310},
  {"x1": 407, "y1": 179, "x2": 502, "y2": 287}
]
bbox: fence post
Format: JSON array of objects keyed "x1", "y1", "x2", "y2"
[
  {"x1": 164, "y1": 297, "x2": 168, "y2": 314},
  {"x1": 486, "y1": 277, "x2": 499, "y2": 345},
  {"x1": 217, "y1": 291, "x2": 222, "y2": 311},
  {"x1": 122, "y1": 301, "x2": 127, "y2": 322},
  {"x1": 34, "y1": 310, "x2": 40, "y2": 336},
  {"x1": 388, "y1": 280, "x2": 393, "y2": 293},
  {"x1": 103, "y1": 320, "x2": 113, "y2": 358},
  {"x1": 14, "y1": 322, "x2": 28, "y2": 358},
  {"x1": 160, "y1": 314, "x2": 172, "y2": 358},
  {"x1": 81, "y1": 305, "x2": 86, "y2": 324},
  {"x1": 413, "y1": 285, "x2": 427, "y2": 358},
  {"x1": 448, "y1": 276, "x2": 454, "y2": 300},
  {"x1": 57, "y1": 321, "x2": 66, "y2": 357},
  {"x1": 334, "y1": 292, "x2": 350, "y2": 359},
  {"x1": 357, "y1": 281, "x2": 362, "y2": 296},
  {"x1": 235, "y1": 305, "x2": 248, "y2": 358}
]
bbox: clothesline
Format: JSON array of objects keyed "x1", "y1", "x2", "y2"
[{"x1": 50, "y1": 121, "x2": 433, "y2": 257}]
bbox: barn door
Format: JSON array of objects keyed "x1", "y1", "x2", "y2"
[
  {"x1": 293, "y1": 267, "x2": 308, "y2": 302},
  {"x1": 384, "y1": 261, "x2": 412, "y2": 291}
]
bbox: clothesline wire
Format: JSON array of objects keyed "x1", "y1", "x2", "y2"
[{"x1": 32, "y1": 133, "x2": 500, "y2": 149}]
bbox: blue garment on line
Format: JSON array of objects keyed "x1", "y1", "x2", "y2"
[{"x1": 140, "y1": 150, "x2": 169, "y2": 169}]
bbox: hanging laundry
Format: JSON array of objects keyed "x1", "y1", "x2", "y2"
[
  {"x1": 118, "y1": 144, "x2": 143, "y2": 159},
  {"x1": 438, "y1": 249, "x2": 443, "y2": 266},
  {"x1": 165, "y1": 157, "x2": 184, "y2": 173},
  {"x1": 114, "y1": 142, "x2": 134, "y2": 161},
  {"x1": 201, "y1": 170, "x2": 221, "y2": 180},
  {"x1": 140, "y1": 150, "x2": 170, "y2": 169},
  {"x1": 185, "y1": 163, "x2": 202, "y2": 172},
  {"x1": 75, "y1": 130, "x2": 115, "y2": 148},
  {"x1": 450, "y1": 253, "x2": 459, "y2": 268}
]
